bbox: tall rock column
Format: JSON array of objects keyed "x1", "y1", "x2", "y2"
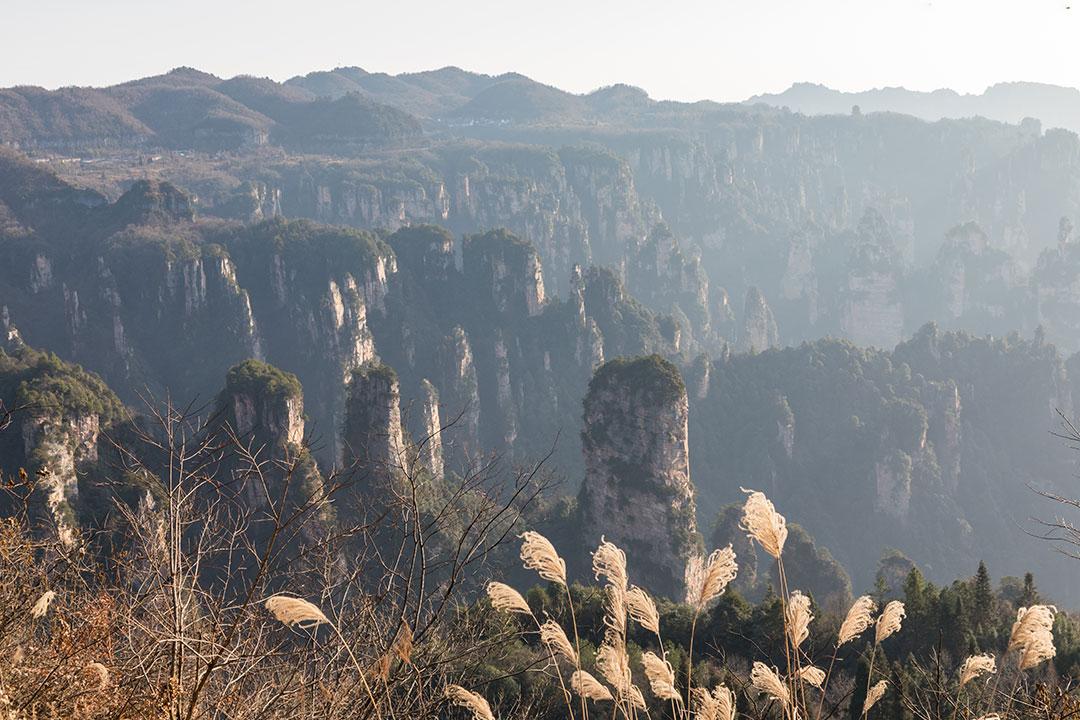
[
  {"x1": 578, "y1": 355, "x2": 700, "y2": 596},
  {"x1": 417, "y1": 379, "x2": 444, "y2": 481},
  {"x1": 343, "y1": 362, "x2": 406, "y2": 490}
]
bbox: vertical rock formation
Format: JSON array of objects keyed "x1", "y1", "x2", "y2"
[
  {"x1": 218, "y1": 360, "x2": 305, "y2": 452},
  {"x1": 215, "y1": 360, "x2": 331, "y2": 534},
  {"x1": 416, "y1": 379, "x2": 444, "y2": 481},
  {"x1": 463, "y1": 229, "x2": 546, "y2": 317},
  {"x1": 740, "y1": 286, "x2": 779, "y2": 353},
  {"x1": 20, "y1": 412, "x2": 99, "y2": 547},
  {"x1": 3, "y1": 345, "x2": 125, "y2": 547},
  {"x1": 342, "y1": 362, "x2": 406, "y2": 489},
  {"x1": 841, "y1": 209, "x2": 905, "y2": 349},
  {"x1": 438, "y1": 326, "x2": 481, "y2": 462},
  {"x1": 578, "y1": 355, "x2": 699, "y2": 595}
]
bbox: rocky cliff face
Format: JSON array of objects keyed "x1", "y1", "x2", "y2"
[
  {"x1": 0, "y1": 341, "x2": 126, "y2": 546},
  {"x1": 214, "y1": 360, "x2": 332, "y2": 538},
  {"x1": 740, "y1": 287, "x2": 779, "y2": 352},
  {"x1": 578, "y1": 355, "x2": 699, "y2": 596},
  {"x1": 342, "y1": 363, "x2": 406, "y2": 489},
  {"x1": 414, "y1": 379, "x2": 444, "y2": 481}
]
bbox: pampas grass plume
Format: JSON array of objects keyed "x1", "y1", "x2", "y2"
[
  {"x1": 685, "y1": 546, "x2": 738, "y2": 611},
  {"x1": 642, "y1": 651, "x2": 682, "y2": 703},
  {"x1": 486, "y1": 581, "x2": 532, "y2": 616},
  {"x1": 740, "y1": 489, "x2": 788, "y2": 558},
  {"x1": 626, "y1": 586, "x2": 660, "y2": 635},
  {"x1": 265, "y1": 595, "x2": 329, "y2": 629},
  {"x1": 863, "y1": 680, "x2": 887, "y2": 715},
  {"x1": 839, "y1": 595, "x2": 877, "y2": 646},
  {"x1": 539, "y1": 619, "x2": 577, "y2": 664},
  {"x1": 1009, "y1": 605, "x2": 1056, "y2": 652},
  {"x1": 444, "y1": 684, "x2": 495, "y2": 720},
  {"x1": 799, "y1": 665, "x2": 826, "y2": 688},
  {"x1": 572, "y1": 670, "x2": 614, "y2": 702},
  {"x1": 875, "y1": 600, "x2": 905, "y2": 644},
  {"x1": 520, "y1": 531, "x2": 567, "y2": 586},
  {"x1": 31, "y1": 590, "x2": 55, "y2": 619},
  {"x1": 693, "y1": 685, "x2": 737, "y2": 720},
  {"x1": 959, "y1": 654, "x2": 996, "y2": 686},
  {"x1": 751, "y1": 662, "x2": 791, "y2": 708},
  {"x1": 786, "y1": 590, "x2": 813, "y2": 647},
  {"x1": 592, "y1": 538, "x2": 628, "y2": 592}
]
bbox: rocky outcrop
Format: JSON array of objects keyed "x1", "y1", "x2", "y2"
[
  {"x1": 214, "y1": 360, "x2": 331, "y2": 535},
  {"x1": 342, "y1": 363, "x2": 406, "y2": 488},
  {"x1": 218, "y1": 360, "x2": 305, "y2": 451},
  {"x1": 841, "y1": 210, "x2": 905, "y2": 350},
  {"x1": 415, "y1": 379, "x2": 444, "y2": 481},
  {"x1": 740, "y1": 287, "x2": 779, "y2": 352},
  {"x1": 464, "y1": 229, "x2": 546, "y2": 317},
  {"x1": 579, "y1": 355, "x2": 699, "y2": 595},
  {"x1": 20, "y1": 412, "x2": 99, "y2": 547}
]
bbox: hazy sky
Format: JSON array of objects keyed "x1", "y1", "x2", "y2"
[{"x1": 3, "y1": 0, "x2": 1078, "y2": 101}]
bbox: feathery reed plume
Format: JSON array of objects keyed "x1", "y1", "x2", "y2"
[
  {"x1": 786, "y1": 590, "x2": 813, "y2": 647},
  {"x1": 444, "y1": 685, "x2": 495, "y2": 720},
  {"x1": 486, "y1": 581, "x2": 532, "y2": 616},
  {"x1": 863, "y1": 680, "x2": 887, "y2": 715},
  {"x1": 394, "y1": 622, "x2": 413, "y2": 664},
  {"x1": 693, "y1": 685, "x2": 737, "y2": 720},
  {"x1": 875, "y1": 600, "x2": 905, "y2": 643},
  {"x1": 520, "y1": 531, "x2": 567, "y2": 586},
  {"x1": 642, "y1": 651, "x2": 682, "y2": 703},
  {"x1": 373, "y1": 654, "x2": 392, "y2": 682},
  {"x1": 596, "y1": 641, "x2": 633, "y2": 696},
  {"x1": 958, "y1": 654, "x2": 996, "y2": 686},
  {"x1": 592, "y1": 537, "x2": 628, "y2": 592},
  {"x1": 629, "y1": 685, "x2": 648, "y2": 710},
  {"x1": 1019, "y1": 627, "x2": 1056, "y2": 670},
  {"x1": 839, "y1": 595, "x2": 877, "y2": 646},
  {"x1": 572, "y1": 670, "x2": 614, "y2": 702},
  {"x1": 740, "y1": 489, "x2": 788, "y2": 558},
  {"x1": 265, "y1": 595, "x2": 329, "y2": 629},
  {"x1": 751, "y1": 662, "x2": 791, "y2": 709},
  {"x1": 594, "y1": 538, "x2": 629, "y2": 643},
  {"x1": 799, "y1": 666, "x2": 826, "y2": 688},
  {"x1": 626, "y1": 586, "x2": 660, "y2": 635},
  {"x1": 30, "y1": 590, "x2": 55, "y2": 619},
  {"x1": 1008, "y1": 605, "x2": 1056, "y2": 652},
  {"x1": 85, "y1": 662, "x2": 109, "y2": 689},
  {"x1": 540, "y1": 619, "x2": 578, "y2": 664},
  {"x1": 685, "y1": 546, "x2": 738, "y2": 612}
]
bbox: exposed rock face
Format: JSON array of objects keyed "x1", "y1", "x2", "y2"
[
  {"x1": 343, "y1": 363, "x2": 405, "y2": 487},
  {"x1": 20, "y1": 412, "x2": 99, "y2": 547},
  {"x1": 740, "y1": 287, "x2": 779, "y2": 352},
  {"x1": 874, "y1": 451, "x2": 913, "y2": 519},
  {"x1": 841, "y1": 210, "x2": 905, "y2": 349},
  {"x1": 416, "y1": 379, "x2": 444, "y2": 481},
  {"x1": 218, "y1": 360, "x2": 305, "y2": 451},
  {"x1": 627, "y1": 224, "x2": 714, "y2": 349},
  {"x1": 214, "y1": 360, "x2": 330, "y2": 529},
  {"x1": 464, "y1": 229, "x2": 546, "y2": 317},
  {"x1": 579, "y1": 355, "x2": 699, "y2": 595},
  {"x1": 1033, "y1": 230, "x2": 1080, "y2": 354}
]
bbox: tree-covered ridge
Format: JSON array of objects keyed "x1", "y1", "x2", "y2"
[
  {"x1": 690, "y1": 324, "x2": 1075, "y2": 596},
  {"x1": 588, "y1": 354, "x2": 686, "y2": 407},
  {"x1": 221, "y1": 359, "x2": 302, "y2": 405},
  {"x1": 0, "y1": 344, "x2": 125, "y2": 425}
]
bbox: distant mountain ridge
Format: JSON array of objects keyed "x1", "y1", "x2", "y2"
[{"x1": 748, "y1": 81, "x2": 1080, "y2": 132}]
